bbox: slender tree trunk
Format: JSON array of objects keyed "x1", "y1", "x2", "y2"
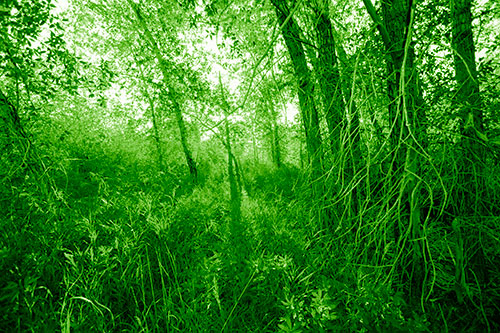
[
  {"x1": 134, "y1": 57, "x2": 164, "y2": 168},
  {"x1": 273, "y1": 120, "x2": 281, "y2": 168},
  {"x1": 140, "y1": 85, "x2": 164, "y2": 168},
  {"x1": 225, "y1": 114, "x2": 241, "y2": 224},
  {"x1": 262, "y1": 88, "x2": 282, "y2": 168},
  {"x1": 1, "y1": 91, "x2": 23, "y2": 142},
  {"x1": 252, "y1": 120, "x2": 258, "y2": 162},
  {"x1": 1, "y1": 89, "x2": 31, "y2": 154},
  {"x1": 172, "y1": 98, "x2": 198, "y2": 180},
  {"x1": 450, "y1": 0, "x2": 489, "y2": 293},
  {"x1": 218, "y1": 75, "x2": 243, "y2": 238},
  {"x1": 149, "y1": 96, "x2": 163, "y2": 167},
  {"x1": 127, "y1": 0, "x2": 198, "y2": 181}
]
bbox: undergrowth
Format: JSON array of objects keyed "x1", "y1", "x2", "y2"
[{"x1": 1, "y1": 129, "x2": 500, "y2": 332}]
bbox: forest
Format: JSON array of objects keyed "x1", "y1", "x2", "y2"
[{"x1": 1, "y1": 0, "x2": 500, "y2": 331}]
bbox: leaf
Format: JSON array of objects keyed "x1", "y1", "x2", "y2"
[
  {"x1": 474, "y1": 128, "x2": 488, "y2": 142},
  {"x1": 491, "y1": 137, "x2": 500, "y2": 147},
  {"x1": 464, "y1": 112, "x2": 474, "y2": 129}
]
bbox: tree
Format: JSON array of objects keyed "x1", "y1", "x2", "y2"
[
  {"x1": 126, "y1": 0, "x2": 198, "y2": 182},
  {"x1": 363, "y1": 0, "x2": 428, "y2": 302},
  {"x1": 309, "y1": 0, "x2": 362, "y2": 217},
  {"x1": 450, "y1": 0, "x2": 490, "y2": 298},
  {"x1": 221, "y1": 84, "x2": 242, "y2": 227},
  {"x1": 135, "y1": 61, "x2": 164, "y2": 168},
  {"x1": 1, "y1": 0, "x2": 78, "y2": 169},
  {"x1": 450, "y1": 0, "x2": 486, "y2": 215},
  {"x1": 270, "y1": 0, "x2": 323, "y2": 178},
  {"x1": 257, "y1": 80, "x2": 282, "y2": 168},
  {"x1": 310, "y1": 0, "x2": 346, "y2": 155}
]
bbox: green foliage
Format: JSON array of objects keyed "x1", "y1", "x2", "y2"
[
  {"x1": 2, "y1": 123, "x2": 500, "y2": 331},
  {"x1": 242, "y1": 161, "x2": 301, "y2": 200},
  {"x1": 2, "y1": 0, "x2": 500, "y2": 331}
]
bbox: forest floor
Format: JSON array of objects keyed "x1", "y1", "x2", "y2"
[{"x1": 2, "y1": 143, "x2": 500, "y2": 332}]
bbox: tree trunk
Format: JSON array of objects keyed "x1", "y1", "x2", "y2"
[
  {"x1": 225, "y1": 115, "x2": 241, "y2": 225},
  {"x1": 172, "y1": 97, "x2": 198, "y2": 181},
  {"x1": 364, "y1": 0, "x2": 427, "y2": 303},
  {"x1": 127, "y1": 0, "x2": 198, "y2": 182},
  {"x1": 273, "y1": 120, "x2": 281, "y2": 168},
  {"x1": 450, "y1": 0, "x2": 489, "y2": 293},
  {"x1": 262, "y1": 88, "x2": 282, "y2": 168},
  {"x1": 134, "y1": 57, "x2": 164, "y2": 168},
  {"x1": 313, "y1": 1, "x2": 362, "y2": 218},
  {"x1": 313, "y1": 0, "x2": 345, "y2": 155},
  {"x1": 149, "y1": 96, "x2": 163, "y2": 167},
  {"x1": 337, "y1": 38, "x2": 363, "y2": 218},
  {"x1": 271, "y1": 0, "x2": 323, "y2": 177},
  {"x1": 450, "y1": 0, "x2": 486, "y2": 215}
]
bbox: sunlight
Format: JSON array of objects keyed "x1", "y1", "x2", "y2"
[{"x1": 51, "y1": 0, "x2": 68, "y2": 15}]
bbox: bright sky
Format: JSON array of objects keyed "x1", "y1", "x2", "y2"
[
  {"x1": 52, "y1": 0, "x2": 68, "y2": 15},
  {"x1": 49, "y1": 0, "x2": 298, "y2": 128}
]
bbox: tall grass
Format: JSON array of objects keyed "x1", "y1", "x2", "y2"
[{"x1": 2, "y1": 126, "x2": 500, "y2": 332}]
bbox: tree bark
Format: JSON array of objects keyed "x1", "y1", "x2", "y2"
[
  {"x1": 333, "y1": 31, "x2": 363, "y2": 218},
  {"x1": 172, "y1": 97, "x2": 198, "y2": 180},
  {"x1": 363, "y1": 0, "x2": 427, "y2": 303},
  {"x1": 135, "y1": 62, "x2": 164, "y2": 168},
  {"x1": 450, "y1": 0, "x2": 486, "y2": 215},
  {"x1": 450, "y1": 0, "x2": 489, "y2": 293},
  {"x1": 272, "y1": 119, "x2": 281, "y2": 168},
  {"x1": 271, "y1": 0, "x2": 323, "y2": 176},
  {"x1": 225, "y1": 114, "x2": 241, "y2": 224},
  {"x1": 313, "y1": 0, "x2": 345, "y2": 154},
  {"x1": 148, "y1": 94, "x2": 163, "y2": 167}
]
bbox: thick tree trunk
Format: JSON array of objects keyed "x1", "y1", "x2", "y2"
[
  {"x1": 335, "y1": 37, "x2": 363, "y2": 218},
  {"x1": 313, "y1": 0, "x2": 345, "y2": 155},
  {"x1": 364, "y1": 0, "x2": 426, "y2": 303},
  {"x1": 384, "y1": 0, "x2": 426, "y2": 304},
  {"x1": 313, "y1": 1, "x2": 362, "y2": 217},
  {"x1": 271, "y1": 1, "x2": 339, "y2": 231},
  {"x1": 450, "y1": 0, "x2": 486, "y2": 215},
  {"x1": 271, "y1": 0, "x2": 323, "y2": 176},
  {"x1": 381, "y1": 0, "x2": 426, "y2": 150}
]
